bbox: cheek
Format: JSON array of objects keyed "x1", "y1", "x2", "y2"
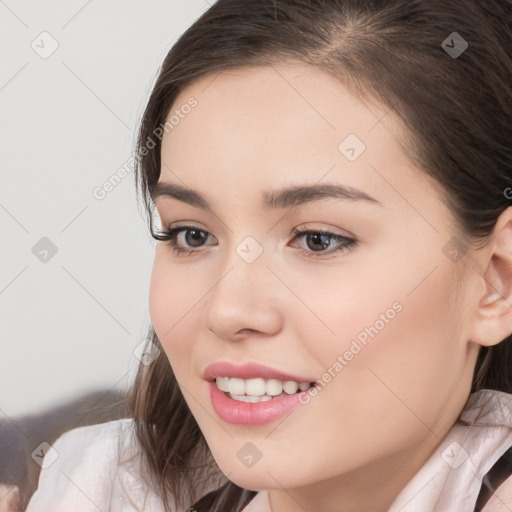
[
  {"x1": 148, "y1": 251, "x2": 201, "y2": 375},
  {"x1": 274, "y1": 259, "x2": 465, "y2": 472},
  {"x1": 319, "y1": 268, "x2": 461, "y2": 429},
  {"x1": 149, "y1": 254, "x2": 173, "y2": 339},
  {"x1": 324, "y1": 255, "x2": 461, "y2": 392}
]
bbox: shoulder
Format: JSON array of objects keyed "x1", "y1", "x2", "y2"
[
  {"x1": 54, "y1": 417, "x2": 134, "y2": 446},
  {"x1": 25, "y1": 418, "x2": 146, "y2": 512},
  {"x1": 41, "y1": 417, "x2": 136, "y2": 471}
]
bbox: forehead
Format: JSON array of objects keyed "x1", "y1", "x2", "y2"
[
  {"x1": 164, "y1": 63, "x2": 398, "y2": 156},
  {"x1": 159, "y1": 63, "x2": 436, "y2": 210}
]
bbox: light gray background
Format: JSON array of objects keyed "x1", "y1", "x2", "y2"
[{"x1": 1, "y1": 0, "x2": 210, "y2": 418}]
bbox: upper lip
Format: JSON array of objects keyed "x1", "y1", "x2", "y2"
[{"x1": 203, "y1": 361, "x2": 315, "y2": 383}]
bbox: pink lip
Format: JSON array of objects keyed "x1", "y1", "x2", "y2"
[
  {"x1": 208, "y1": 381, "x2": 309, "y2": 425},
  {"x1": 203, "y1": 361, "x2": 315, "y2": 426},
  {"x1": 203, "y1": 361, "x2": 314, "y2": 383}
]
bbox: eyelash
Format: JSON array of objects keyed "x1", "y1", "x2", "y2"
[{"x1": 152, "y1": 224, "x2": 357, "y2": 258}]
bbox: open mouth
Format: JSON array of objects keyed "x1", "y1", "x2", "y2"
[{"x1": 215, "y1": 376, "x2": 317, "y2": 403}]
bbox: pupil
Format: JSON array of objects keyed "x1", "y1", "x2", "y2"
[
  {"x1": 186, "y1": 229, "x2": 206, "y2": 247},
  {"x1": 307, "y1": 233, "x2": 329, "y2": 251}
]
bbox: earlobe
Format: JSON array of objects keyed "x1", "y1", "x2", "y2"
[{"x1": 471, "y1": 208, "x2": 512, "y2": 348}]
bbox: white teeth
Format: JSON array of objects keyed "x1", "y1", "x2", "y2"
[
  {"x1": 216, "y1": 376, "x2": 230, "y2": 392},
  {"x1": 245, "y1": 378, "x2": 266, "y2": 396},
  {"x1": 228, "y1": 393, "x2": 273, "y2": 403},
  {"x1": 266, "y1": 378, "x2": 284, "y2": 396},
  {"x1": 298, "y1": 382, "x2": 311, "y2": 391},
  {"x1": 283, "y1": 381, "x2": 299, "y2": 394},
  {"x1": 215, "y1": 376, "x2": 313, "y2": 401},
  {"x1": 227, "y1": 377, "x2": 245, "y2": 395}
]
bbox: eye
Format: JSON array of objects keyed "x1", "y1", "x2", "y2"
[
  {"x1": 290, "y1": 225, "x2": 357, "y2": 257},
  {"x1": 152, "y1": 224, "x2": 358, "y2": 258},
  {"x1": 152, "y1": 225, "x2": 215, "y2": 256}
]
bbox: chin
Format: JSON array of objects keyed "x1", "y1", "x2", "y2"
[
  {"x1": 220, "y1": 467, "x2": 284, "y2": 492},
  {"x1": 212, "y1": 453, "x2": 312, "y2": 492}
]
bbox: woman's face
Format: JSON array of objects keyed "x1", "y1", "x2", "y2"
[{"x1": 149, "y1": 63, "x2": 481, "y2": 503}]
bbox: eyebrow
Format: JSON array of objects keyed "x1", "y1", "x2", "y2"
[{"x1": 150, "y1": 181, "x2": 382, "y2": 212}]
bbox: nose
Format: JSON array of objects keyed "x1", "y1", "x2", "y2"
[{"x1": 202, "y1": 252, "x2": 283, "y2": 342}]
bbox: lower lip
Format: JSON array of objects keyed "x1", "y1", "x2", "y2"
[{"x1": 208, "y1": 381, "x2": 310, "y2": 425}]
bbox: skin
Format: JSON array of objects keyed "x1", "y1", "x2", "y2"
[
  {"x1": 148, "y1": 63, "x2": 512, "y2": 512},
  {"x1": 0, "y1": 485, "x2": 21, "y2": 512}
]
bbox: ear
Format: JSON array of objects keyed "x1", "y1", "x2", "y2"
[{"x1": 470, "y1": 206, "x2": 512, "y2": 347}]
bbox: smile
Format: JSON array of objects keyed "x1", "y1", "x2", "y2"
[{"x1": 216, "y1": 376, "x2": 314, "y2": 402}]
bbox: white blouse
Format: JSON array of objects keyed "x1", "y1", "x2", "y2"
[{"x1": 26, "y1": 389, "x2": 512, "y2": 512}]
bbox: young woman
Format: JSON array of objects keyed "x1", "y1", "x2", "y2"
[{"x1": 24, "y1": 0, "x2": 512, "y2": 511}]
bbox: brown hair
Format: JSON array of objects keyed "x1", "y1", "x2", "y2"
[{"x1": 127, "y1": 1, "x2": 512, "y2": 510}]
